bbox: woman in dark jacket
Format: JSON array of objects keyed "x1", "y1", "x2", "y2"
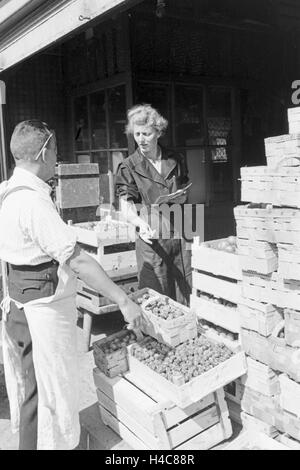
[{"x1": 115, "y1": 104, "x2": 192, "y2": 305}]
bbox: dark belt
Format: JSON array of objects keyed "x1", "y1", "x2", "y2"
[{"x1": 8, "y1": 260, "x2": 58, "y2": 272}]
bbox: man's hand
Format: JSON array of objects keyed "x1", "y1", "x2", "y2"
[{"x1": 119, "y1": 297, "x2": 143, "y2": 330}]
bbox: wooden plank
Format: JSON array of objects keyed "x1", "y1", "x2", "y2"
[
  {"x1": 240, "y1": 412, "x2": 279, "y2": 437},
  {"x1": 191, "y1": 239, "x2": 242, "y2": 281},
  {"x1": 99, "y1": 406, "x2": 150, "y2": 450},
  {"x1": 168, "y1": 405, "x2": 219, "y2": 448},
  {"x1": 192, "y1": 270, "x2": 241, "y2": 304},
  {"x1": 239, "y1": 303, "x2": 283, "y2": 337},
  {"x1": 279, "y1": 374, "x2": 300, "y2": 417},
  {"x1": 176, "y1": 421, "x2": 230, "y2": 450},
  {"x1": 190, "y1": 294, "x2": 240, "y2": 333},
  {"x1": 96, "y1": 391, "x2": 160, "y2": 449},
  {"x1": 224, "y1": 430, "x2": 290, "y2": 450}
]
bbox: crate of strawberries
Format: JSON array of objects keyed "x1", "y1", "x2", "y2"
[
  {"x1": 130, "y1": 288, "x2": 197, "y2": 347},
  {"x1": 93, "y1": 329, "x2": 137, "y2": 378},
  {"x1": 127, "y1": 332, "x2": 247, "y2": 408}
]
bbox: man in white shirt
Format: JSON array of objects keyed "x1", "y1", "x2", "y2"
[{"x1": 0, "y1": 120, "x2": 142, "y2": 450}]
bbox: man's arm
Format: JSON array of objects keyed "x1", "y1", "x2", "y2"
[{"x1": 66, "y1": 244, "x2": 142, "y2": 329}]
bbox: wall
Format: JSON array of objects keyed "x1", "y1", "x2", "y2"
[{"x1": 2, "y1": 49, "x2": 71, "y2": 171}]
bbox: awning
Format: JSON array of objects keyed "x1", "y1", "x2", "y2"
[{"x1": 0, "y1": 0, "x2": 136, "y2": 72}]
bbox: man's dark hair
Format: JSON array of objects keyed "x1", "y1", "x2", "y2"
[{"x1": 10, "y1": 120, "x2": 54, "y2": 161}]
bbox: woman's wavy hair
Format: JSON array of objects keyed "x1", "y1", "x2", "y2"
[{"x1": 125, "y1": 104, "x2": 168, "y2": 136}]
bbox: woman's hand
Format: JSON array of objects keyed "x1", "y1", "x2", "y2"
[{"x1": 139, "y1": 221, "x2": 156, "y2": 244}]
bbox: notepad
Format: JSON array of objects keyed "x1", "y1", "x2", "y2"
[{"x1": 154, "y1": 182, "x2": 192, "y2": 204}]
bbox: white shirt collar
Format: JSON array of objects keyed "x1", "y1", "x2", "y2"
[{"x1": 11, "y1": 167, "x2": 52, "y2": 196}]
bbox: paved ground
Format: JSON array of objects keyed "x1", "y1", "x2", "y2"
[{"x1": 0, "y1": 312, "x2": 242, "y2": 451}]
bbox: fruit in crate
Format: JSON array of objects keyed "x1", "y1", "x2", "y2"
[
  {"x1": 144, "y1": 297, "x2": 185, "y2": 320},
  {"x1": 101, "y1": 331, "x2": 137, "y2": 354},
  {"x1": 217, "y1": 236, "x2": 237, "y2": 253},
  {"x1": 130, "y1": 335, "x2": 233, "y2": 384},
  {"x1": 136, "y1": 293, "x2": 151, "y2": 305}
]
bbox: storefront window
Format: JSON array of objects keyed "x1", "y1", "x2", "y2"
[
  {"x1": 90, "y1": 91, "x2": 107, "y2": 149},
  {"x1": 73, "y1": 84, "x2": 128, "y2": 173},
  {"x1": 207, "y1": 87, "x2": 233, "y2": 202},
  {"x1": 74, "y1": 96, "x2": 89, "y2": 151},
  {"x1": 174, "y1": 85, "x2": 205, "y2": 147},
  {"x1": 108, "y1": 85, "x2": 127, "y2": 149}
]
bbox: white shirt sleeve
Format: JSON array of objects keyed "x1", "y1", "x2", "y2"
[{"x1": 19, "y1": 193, "x2": 78, "y2": 265}]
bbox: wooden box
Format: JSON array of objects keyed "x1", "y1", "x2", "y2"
[
  {"x1": 241, "y1": 385, "x2": 300, "y2": 441},
  {"x1": 130, "y1": 288, "x2": 197, "y2": 347},
  {"x1": 268, "y1": 335, "x2": 300, "y2": 382},
  {"x1": 77, "y1": 276, "x2": 139, "y2": 312},
  {"x1": 241, "y1": 356, "x2": 280, "y2": 397},
  {"x1": 92, "y1": 330, "x2": 137, "y2": 378},
  {"x1": 237, "y1": 239, "x2": 278, "y2": 275},
  {"x1": 239, "y1": 328, "x2": 270, "y2": 365},
  {"x1": 55, "y1": 163, "x2": 100, "y2": 209},
  {"x1": 192, "y1": 269, "x2": 241, "y2": 305},
  {"x1": 276, "y1": 433, "x2": 300, "y2": 450},
  {"x1": 235, "y1": 205, "x2": 300, "y2": 246},
  {"x1": 239, "y1": 298, "x2": 283, "y2": 337},
  {"x1": 284, "y1": 309, "x2": 300, "y2": 347},
  {"x1": 190, "y1": 289, "x2": 240, "y2": 333},
  {"x1": 240, "y1": 412, "x2": 279, "y2": 438},
  {"x1": 278, "y1": 243, "x2": 300, "y2": 281},
  {"x1": 240, "y1": 166, "x2": 300, "y2": 208},
  {"x1": 93, "y1": 368, "x2": 232, "y2": 450},
  {"x1": 191, "y1": 236, "x2": 242, "y2": 281},
  {"x1": 224, "y1": 429, "x2": 290, "y2": 450},
  {"x1": 127, "y1": 338, "x2": 247, "y2": 408},
  {"x1": 279, "y1": 374, "x2": 300, "y2": 417}
]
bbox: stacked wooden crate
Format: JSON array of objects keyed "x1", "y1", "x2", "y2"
[
  {"x1": 190, "y1": 236, "x2": 242, "y2": 347},
  {"x1": 91, "y1": 285, "x2": 248, "y2": 450},
  {"x1": 93, "y1": 367, "x2": 233, "y2": 450},
  {"x1": 232, "y1": 106, "x2": 300, "y2": 447},
  {"x1": 71, "y1": 217, "x2": 139, "y2": 351}
]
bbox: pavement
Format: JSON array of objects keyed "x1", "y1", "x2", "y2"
[{"x1": 0, "y1": 311, "x2": 242, "y2": 451}]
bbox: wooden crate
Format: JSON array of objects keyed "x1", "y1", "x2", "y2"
[
  {"x1": 268, "y1": 335, "x2": 300, "y2": 382},
  {"x1": 72, "y1": 219, "x2": 136, "y2": 245},
  {"x1": 92, "y1": 330, "x2": 137, "y2": 378},
  {"x1": 237, "y1": 239, "x2": 278, "y2": 275},
  {"x1": 224, "y1": 429, "x2": 290, "y2": 450},
  {"x1": 278, "y1": 243, "x2": 300, "y2": 281},
  {"x1": 279, "y1": 374, "x2": 300, "y2": 418},
  {"x1": 55, "y1": 163, "x2": 100, "y2": 210},
  {"x1": 191, "y1": 237, "x2": 242, "y2": 281},
  {"x1": 240, "y1": 412, "x2": 279, "y2": 438},
  {"x1": 241, "y1": 385, "x2": 300, "y2": 441},
  {"x1": 129, "y1": 288, "x2": 197, "y2": 347},
  {"x1": 241, "y1": 356, "x2": 280, "y2": 397},
  {"x1": 77, "y1": 276, "x2": 139, "y2": 310},
  {"x1": 127, "y1": 339, "x2": 247, "y2": 408},
  {"x1": 239, "y1": 298, "x2": 283, "y2": 337},
  {"x1": 264, "y1": 133, "x2": 300, "y2": 169},
  {"x1": 276, "y1": 433, "x2": 300, "y2": 450},
  {"x1": 93, "y1": 368, "x2": 232, "y2": 450},
  {"x1": 240, "y1": 386, "x2": 280, "y2": 426},
  {"x1": 284, "y1": 309, "x2": 300, "y2": 347},
  {"x1": 190, "y1": 289, "x2": 240, "y2": 333},
  {"x1": 192, "y1": 270, "x2": 241, "y2": 305},
  {"x1": 234, "y1": 205, "x2": 300, "y2": 246},
  {"x1": 239, "y1": 329, "x2": 270, "y2": 365}
]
